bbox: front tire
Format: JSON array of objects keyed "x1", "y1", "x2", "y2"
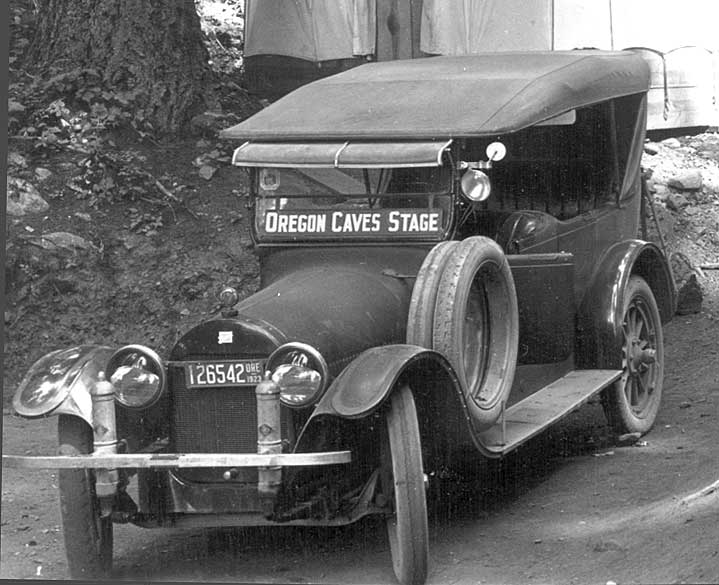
[
  {"x1": 602, "y1": 276, "x2": 664, "y2": 435},
  {"x1": 58, "y1": 415, "x2": 113, "y2": 579},
  {"x1": 381, "y1": 386, "x2": 429, "y2": 585}
]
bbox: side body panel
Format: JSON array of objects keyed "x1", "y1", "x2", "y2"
[{"x1": 507, "y1": 253, "x2": 575, "y2": 365}]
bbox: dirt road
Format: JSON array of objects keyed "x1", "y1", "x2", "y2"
[{"x1": 1, "y1": 313, "x2": 717, "y2": 584}]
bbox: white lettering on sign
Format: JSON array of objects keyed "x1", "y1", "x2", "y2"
[
  {"x1": 262, "y1": 209, "x2": 443, "y2": 236},
  {"x1": 331, "y1": 211, "x2": 381, "y2": 233},
  {"x1": 387, "y1": 211, "x2": 441, "y2": 232},
  {"x1": 218, "y1": 331, "x2": 233, "y2": 344},
  {"x1": 265, "y1": 211, "x2": 327, "y2": 233}
]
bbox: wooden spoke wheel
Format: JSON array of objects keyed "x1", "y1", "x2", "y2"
[{"x1": 602, "y1": 275, "x2": 664, "y2": 435}]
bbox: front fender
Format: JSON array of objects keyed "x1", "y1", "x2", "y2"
[
  {"x1": 312, "y1": 344, "x2": 459, "y2": 420},
  {"x1": 296, "y1": 344, "x2": 490, "y2": 457},
  {"x1": 12, "y1": 345, "x2": 115, "y2": 425},
  {"x1": 577, "y1": 240, "x2": 675, "y2": 369}
]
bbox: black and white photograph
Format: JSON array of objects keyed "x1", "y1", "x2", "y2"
[{"x1": 2, "y1": 1, "x2": 718, "y2": 582}]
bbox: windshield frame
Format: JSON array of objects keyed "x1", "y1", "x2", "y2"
[{"x1": 249, "y1": 154, "x2": 457, "y2": 247}]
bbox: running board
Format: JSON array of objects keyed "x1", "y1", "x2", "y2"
[{"x1": 477, "y1": 369, "x2": 622, "y2": 457}]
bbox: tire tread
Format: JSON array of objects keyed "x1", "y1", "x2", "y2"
[
  {"x1": 386, "y1": 386, "x2": 428, "y2": 585},
  {"x1": 58, "y1": 415, "x2": 113, "y2": 578}
]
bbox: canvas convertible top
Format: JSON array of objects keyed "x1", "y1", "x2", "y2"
[{"x1": 222, "y1": 51, "x2": 650, "y2": 142}]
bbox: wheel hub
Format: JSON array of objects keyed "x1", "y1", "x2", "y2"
[{"x1": 627, "y1": 337, "x2": 656, "y2": 374}]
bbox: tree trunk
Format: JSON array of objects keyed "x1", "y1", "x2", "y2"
[{"x1": 28, "y1": 0, "x2": 211, "y2": 135}]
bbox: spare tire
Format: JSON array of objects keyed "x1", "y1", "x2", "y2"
[
  {"x1": 406, "y1": 241, "x2": 460, "y2": 348},
  {"x1": 432, "y1": 237, "x2": 519, "y2": 429}
]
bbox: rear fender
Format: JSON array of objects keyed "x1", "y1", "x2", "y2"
[
  {"x1": 577, "y1": 240, "x2": 675, "y2": 369},
  {"x1": 296, "y1": 344, "x2": 484, "y2": 457},
  {"x1": 12, "y1": 345, "x2": 115, "y2": 426}
]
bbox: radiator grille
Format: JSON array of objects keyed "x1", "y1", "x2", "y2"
[{"x1": 169, "y1": 365, "x2": 259, "y2": 483}]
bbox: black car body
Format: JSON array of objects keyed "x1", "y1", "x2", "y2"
[{"x1": 5, "y1": 51, "x2": 675, "y2": 585}]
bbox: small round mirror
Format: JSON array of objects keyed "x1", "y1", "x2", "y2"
[{"x1": 486, "y1": 142, "x2": 507, "y2": 162}]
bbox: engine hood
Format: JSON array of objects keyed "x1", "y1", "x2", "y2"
[{"x1": 171, "y1": 265, "x2": 412, "y2": 374}]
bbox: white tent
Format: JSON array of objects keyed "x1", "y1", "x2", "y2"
[{"x1": 244, "y1": 0, "x2": 376, "y2": 61}]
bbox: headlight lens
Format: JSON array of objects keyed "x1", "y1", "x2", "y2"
[
  {"x1": 267, "y1": 342, "x2": 329, "y2": 408},
  {"x1": 461, "y1": 169, "x2": 491, "y2": 202},
  {"x1": 106, "y1": 345, "x2": 166, "y2": 409}
]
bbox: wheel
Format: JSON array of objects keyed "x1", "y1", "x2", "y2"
[
  {"x1": 432, "y1": 236, "x2": 519, "y2": 428},
  {"x1": 602, "y1": 275, "x2": 664, "y2": 435},
  {"x1": 381, "y1": 386, "x2": 429, "y2": 585},
  {"x1": 58, "y1": 415, "x2": 113, "y2": 578},
  {"x1": 407, "y1": 241, "x2": 460, "y2": 347}
]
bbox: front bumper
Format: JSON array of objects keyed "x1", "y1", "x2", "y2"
[{"x1": 2, "y1": 450, "x2": 351, "y2": 469}]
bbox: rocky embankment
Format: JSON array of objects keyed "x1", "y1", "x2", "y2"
[{"x1": 642, "y1": 132, "x2": 719, "y2": 315}]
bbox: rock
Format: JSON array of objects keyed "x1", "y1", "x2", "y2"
[
  {"x1": 672, "y1": 251, "x2": 696, "y2": 282},
  {"x1": 616, "y1": 432, "x2": 641, "y2": 446},
  {"x1": 666, "y1": 193, "x2": 689, "y2": 211},
  {"x1": 199, "y1": 165, "x2": 217, "y2": 180},
  {"x1": 644, "y1": 142, "x2": 660, "y2": 155},
  {"x1": 668, "y1": 170, "x2": 703, "y2": 191},
  {"x1": 189, "y1": 111, "x2": 238, "y2": 137},
  {"x1": 592, "y1": 540, "x2": 623, "y2": 553},
  {"x1": 34, "y1": 168, "x2": 52, "y2": 182},
  {"x1": 73, "y1": 212, "x2": 92, "y2": 222},
  {"x1": 676, "y1": 273, "x2": 703, "y2": 315},
  {"x1": 30, "y1": 232, "x2": 94, "y2": 252},
  {"x1": 7, "y1": 152, "x2": 28, "y2": 169},
  {"x1": 652, "y1": 183, "x2": 669, "y2": 202},
  {"x1": 49, "y1": 278, "x2": 78, "y2": 294},
  {"x1": 6, "y1": 177, "x2": 49, "y2": 217},
  {"x1": 8, "y1": 99, "x2": 25, "y2": 114},
  {"x1": 661, "y1": 137, "x2": 681, "y2": 148}
]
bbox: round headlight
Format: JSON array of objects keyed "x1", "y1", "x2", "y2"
[
  {"x1": 267, "y1": 342, "x2": 329, "y2": 408},
  {"x1": 106, "y1": 345, "x2": 166, "y2": 409},
  {"x1": 461, "y1": 169, "x2": 491, "y2": 202}
]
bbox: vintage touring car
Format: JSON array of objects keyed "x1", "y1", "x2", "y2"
[{"x1": 4, "y1": 51, "x2": 675, "y2": 584}]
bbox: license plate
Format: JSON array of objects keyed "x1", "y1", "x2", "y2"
[{"x1": 184, "y1": 360, "x2": 265, "y2": 388}]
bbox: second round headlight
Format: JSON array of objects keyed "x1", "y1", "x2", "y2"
[{"x1": 267, "y1": 342, "x2": 329, "y2": 408}]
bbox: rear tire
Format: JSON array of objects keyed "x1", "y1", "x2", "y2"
[
  {"x1": 602, "y1": 276, "x2": 664, "y2": 435},
  {"x1": 432, "y1": 237, "x2": 519, "y2": 428},
  {"x1": 58, "y1": 415, "x2": 113, "y2": 579},
  {"x1": 381, "y1": 386, "x2": 429, "y2": 585}
]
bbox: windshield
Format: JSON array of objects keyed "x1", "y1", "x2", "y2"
[{"x1": 253, "y1": 165, "x2": 453, "y2": 242}]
